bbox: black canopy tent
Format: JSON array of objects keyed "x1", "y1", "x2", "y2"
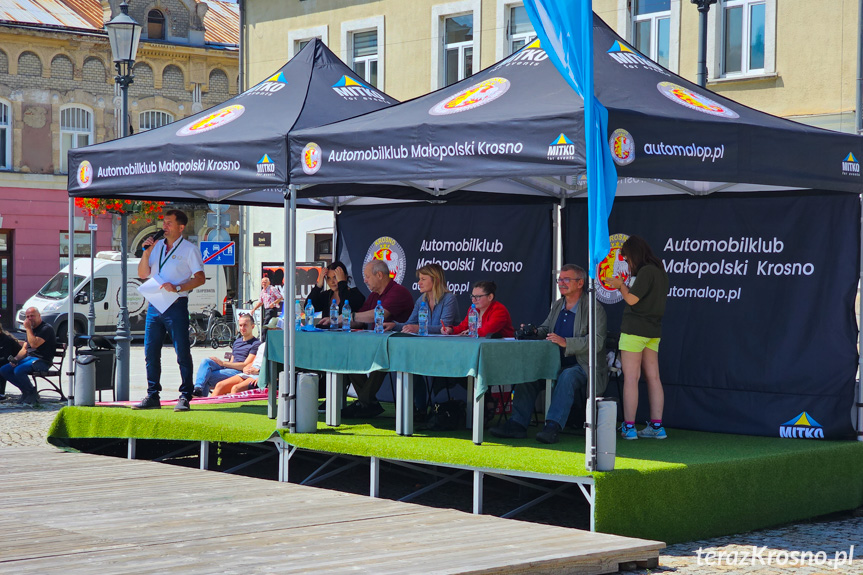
[{"x1": 286, "y1": 16, "x2": 863, "y2": 454}]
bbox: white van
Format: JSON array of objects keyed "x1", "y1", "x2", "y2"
[{"x1": 18, "y1": 251, "x2": 226, "y2": 339}]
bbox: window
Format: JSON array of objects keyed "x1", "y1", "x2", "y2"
[
  {"x1": 0, "y1": 99, "x2": 9, "y2": 170},
  {"x1": 444, "y1": 15, "x2": 473, "y2": 86},
  {"x1": 507, "y1": 5, "x2": 535, "y2": 54},
  {"x1": 287, "y1": 25, "x2": 328, "y2": 59},
  {"x1": 722, "y1": 0, "x2": 765, "y2": 75},
  {"x1": 351, "y1": 30, "x2": 378, "y2": 87},
  {"x1": 148, "y1": 10, "x2": 165, "y2": 40},
  {"x1": 139, "y1": 110, "x2": 174, "y2": 132},
  {"x1": 78, "y1": 278, "x2": 108, "y2": 302},
  {"x1": 59, "y1": 231, "x2": 91, "y2": 269},
  {"x1": 60, "y1": 106, "x2": 93, "y2": 173},
  {"x1": 633, "y1": 0, "x2": 670, "y2": 69}
]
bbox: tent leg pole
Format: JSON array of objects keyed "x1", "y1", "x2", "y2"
[
  {"x1": 586, "y1": 279, "x2": 597, "y2": 471},
  {"x1": 858, "y1": 194, "x2": 863, "y2": 441},
  {"x1": 288, "y1": 186, "x2": 297, "y2": 433},
  {"x1": 67, "y1": 198, "x2": 75, "y2": 406}
]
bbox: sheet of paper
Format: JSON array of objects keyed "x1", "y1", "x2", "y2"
[{"x1": 137, "y1": 274, "x2": 179, "y2": 314}]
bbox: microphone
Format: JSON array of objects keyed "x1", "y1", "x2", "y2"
[{"x1": 152, "y1": 229, "x2": 165, "y2": 242}]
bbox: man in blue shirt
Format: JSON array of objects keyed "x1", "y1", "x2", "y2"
[
  {"x1": 490, "y1": 264, "x2": 607, "y2": 444},
  {"x1": 193, "y1": 313, "x2": 261, "y2": 396}
]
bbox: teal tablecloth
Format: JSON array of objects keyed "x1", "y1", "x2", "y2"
[{"x1": 387, "y1": 334, "x2": 560, "y2": 398}]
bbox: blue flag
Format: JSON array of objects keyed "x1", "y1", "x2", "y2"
[{"x1": 522, "y1": 0, "x2": 617, "y2": 278}]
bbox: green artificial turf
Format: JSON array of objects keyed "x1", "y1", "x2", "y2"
[{"x1": 47, "y1": 402, "x2": 863, "y2": 544}]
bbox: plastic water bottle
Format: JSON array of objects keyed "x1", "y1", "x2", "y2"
[
  {"x1": 374, "y1": 300, "x2": 385, "y2": 334},
  {"x1": 304, "y1": 299, "x2": 315, "y2": 328},
  {"x1": 342, "y1": 299, "x2": 351, "y2": 332},
  {"x1": 294, "y1": 299, "x2": 302, "y2": 331},
  {"x1": 418, "y1": 301, "x2": 429, "y2": 336},
  {"x1": 468, "y1": 304, "x2": 479, "y2": 338},
  {"x1": 329, "y1": 298, "x2": 339, "y2": 330}
]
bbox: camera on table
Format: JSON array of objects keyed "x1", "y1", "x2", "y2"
[{"x1": 515, "y1": 324, "x2": 540, "y2": 340}]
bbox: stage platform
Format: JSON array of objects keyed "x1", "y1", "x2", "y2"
[
  {"x1": 2, "y1": 447, "x2": 663, "y2": 574},
  {"x1": 47, "y1": 401, "x2": 863, "y2": 545}
]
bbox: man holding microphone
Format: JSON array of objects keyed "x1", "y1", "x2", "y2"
[{"x1": 132, "y1": 209, "x2": 206, "y2": 412}]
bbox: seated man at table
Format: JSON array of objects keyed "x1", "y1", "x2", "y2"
[
  {"x1": 192, "y1": 313, "x2": 261, "y2": 396},
  {"x1": 490, "y1": 264, "x2": 607, "y2": 444},
  {"x1": 343, "y1": 259, "x2": 414, "y2": 419}
]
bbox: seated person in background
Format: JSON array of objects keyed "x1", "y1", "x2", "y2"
[
  {"x1": 251, "y1": 276, "x2": 283, "y2": 327},
  {"x1": 212, "y1": 342, "x2": 266, "y2": 396},
  {"x1": 193, "y1": 313, "x2": 260, "y2": 396},
  {"x1": 0, "y1": 327, "x2": 24, "y2": 401},
  {"x1": 490, "y1": 264, "x2": 607, "y2": 444},
  {"x1": 0, "y1": 307, "x2": 56, "y2": 406},
  {"x1": 343, "y1": 259, "x2": 415, "y2": 419},
  {"x1": 441, "y1": 281, "x2": 515, "y2": 338},
  {"x1": 308, "y1": 261, "x2": 366, "y2": 326}
]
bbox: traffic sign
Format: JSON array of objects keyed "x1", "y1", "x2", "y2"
[{"x1": 201, "y1": 241, "x2": 235, "y2": 265}]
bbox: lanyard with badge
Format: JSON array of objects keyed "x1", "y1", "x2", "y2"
[{"x1": 158, "y1": 238, "x2": 183, "y2": 274}]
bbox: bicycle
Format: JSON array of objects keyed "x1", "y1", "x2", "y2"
[{"x1": 189, "y1": 305, "x2": 236, "y2": 349}]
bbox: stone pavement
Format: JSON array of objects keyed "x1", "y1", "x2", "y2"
[{"x1": 1, "y1": 345, "x2": 862, "y2": 574}]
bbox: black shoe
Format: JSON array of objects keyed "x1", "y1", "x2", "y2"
[
  {"x1": 192, "y1": 387, "x2": 204, "y2": 397},
  {"x1": 489, "y1": 419, "x2": 527, "y2": 439},
  {"x1": 131, "y1": 395, "x2": 161, "y2": 410},
  {"x1": 341, "y1": 400, "x2": 384, "y2": 419},
  {"x1": 536, "y1": 421, "x2": 561, "y2": 444},
  {"x1": 174, "y1": 396, "x2": 191, "y2": 412},
  {"x1": 18, "y1": 393, "x2": 39, "y2": 406}
]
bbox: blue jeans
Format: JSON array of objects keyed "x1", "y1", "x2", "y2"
[
  {"x1": 144, "y1": 299, "x2": 193, "y2": 399},
  {"x1": 194, "y1": 358, "x2": 240, "y2": 396},
  {"x1": 0, "y1": 357, "x2": 50, "y2": 396},
  {"x1": 511, "y1": 364, "x2": 587, "y2": 429}
]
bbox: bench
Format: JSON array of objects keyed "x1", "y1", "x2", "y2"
[{"x1": 31, "y1": 342, "x2": 68, "y2": 401}]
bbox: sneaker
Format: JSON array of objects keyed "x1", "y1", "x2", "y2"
[
  {"x1": 638, "y1": 424, "x2": 667, "y2": 439},
  {"x1": 620, "y1": 423, "x2": 638, "y2": 440},
  {"x1": 174, "y1": 396, "x2": 191, "y2": 412},
  {"x1": 489, "y1": 419, "x2": 528, "y2": 439},
  {"x1": 131, "y1": 395, "x2": 161, "y2": 410},
  {"x1": 192, "y1": 387, "x2": 205, "y2": 398},
  {"x1": 536, "y1": 421, "x2": 561, "y2": 444},
  {"x1": 341, "y1": 400, "x2": 384, "y2": 419},
  {"x1": 18, "y1": 392, "x2": 39, "y2": 406}
]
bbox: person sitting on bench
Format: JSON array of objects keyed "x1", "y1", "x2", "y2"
[
  {"x1": 211, "y1": 342, "x2": 266, "y2": 396},
  {"x1": 0, "y1": 307, "x2": 56, "y2": 406},
  {"x1": 193, "y1": 313, "x2": 260, "y2": 396}
]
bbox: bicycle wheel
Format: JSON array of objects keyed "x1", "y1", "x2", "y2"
[
  {"x1": 189, "y1": 325, "x2": 199, "y2": 348},
  {"x1": 210, "y1": 322, "x2": 233, "y2": 348}
]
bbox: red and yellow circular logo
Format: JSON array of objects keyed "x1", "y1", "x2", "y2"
[
  {"x1": 596, "y1": 233, "x2": 630, "y2": 305},
  {"x1": 302, "y1": 143, "x2": 322, "y2": 175},
  {"x1": 76, "y1": 161, "x2": 93, "y2": 189},
  {"x1": 176, "y1": 105, "x2": 245, "y2": 137},
  {"x1": 609, "y1": 129, "x2": 635, "y2": 166},
  {"x1": 429, "y1": 78, "x2": 511, "y2": 116},
  {"x1": 657, "y1": 82, "x2": 739, "y2": 119}
]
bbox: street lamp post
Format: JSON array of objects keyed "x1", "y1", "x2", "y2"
[
  {"x1": 691, "y1": 0, "x2": 717, "y2": 88},
  {"x1": 106, "y1": 1, "x2": 141, "y2": 401}
]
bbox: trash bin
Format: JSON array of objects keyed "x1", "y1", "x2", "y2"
[
  {"x1": 590, "y1": 397, "x2": 617, "y2": 471},
  {"x1": 74, "y1": 336, "x2": 116, "y2": 406}
]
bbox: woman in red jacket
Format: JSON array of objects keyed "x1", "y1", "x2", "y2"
[{"x1": 442, "y1": 281, "x2": 515, "y2": 338}]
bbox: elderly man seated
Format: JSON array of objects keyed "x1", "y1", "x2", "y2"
[
  {"x1": 193, "y1": 313, "x2": 260, "y2": 397},
  {"x1": 490, "y1": 264, "x2": 607, "y2": 444}
]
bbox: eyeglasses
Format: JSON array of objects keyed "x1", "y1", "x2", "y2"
[
  {"x1": 469, "y1": 293, "x2": 489, "y2": 301},
  {"x1": 557, "y1": 277, "x2": 582, "y2": 284}
]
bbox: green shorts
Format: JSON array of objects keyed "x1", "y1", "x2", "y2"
[{"x1": 619, "y1": 333, "x2": 661, "y2": 353}]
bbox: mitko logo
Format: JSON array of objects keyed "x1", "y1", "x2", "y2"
[
  {"x1": 606, "y1": 41, "x2": 668, "y2": 75},
  {"x1": 657, "y1": 82, "x2": 739, "y2": 119},
  {"x1": 240, "y1": 72, "x2": 288, "y2": 98},
  {"x1": 332, "y1": 76, "x2": 387, "y2": 103},
  {"x1": 76, "y1": 160, "x2": 93, "y2": 189},
  {"x1": 609, "y1": 129, "x2": 635, "y2": 166},
  {"x1": 492, "y1": 38, "x2": 548, "y2": 70},
  {"x1": 842, "y1": 152, "x2": 860, "y2": 176},
  {"x1": 256, "y1": 154, "x2": 275, "y2": 176},
  {"x1": 364, "y1": 236, "x2": 406, "y2": 285},
  {"x1": 176, "y1": 105, "x2": 245, "y2": 136},
  {"x1": 429, "y1": 77, "x2": 510, "y2": 116},
  {"x1": 301, "y1": 143, "x2": 322, "y2": 175},
  {"x1": 779, "y1": 412, "x2": 824, "y2": 439},
  {"x1": 548, "y1": 133, "x2": 576, "y2": 161},
  {"x1": 596, "y1": 233, "x2": 630, "y2": 304}
]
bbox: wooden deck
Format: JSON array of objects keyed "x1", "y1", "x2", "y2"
[{"x1": 0, "y1": 447, "x2": 663, "y2": 574}]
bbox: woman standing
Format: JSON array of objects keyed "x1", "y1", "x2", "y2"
[
  {"x1": 389, "y1": 264, "x2": 459, "y2": 333},
  {"x1": 607, "y1": 236, "x2": 669, "y2": 440},
  {"x1": 442, "y1": 281, "x2": 514, "y2": 338}
]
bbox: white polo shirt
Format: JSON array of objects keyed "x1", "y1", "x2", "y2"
[{"x1": 147, "y1": 237, "x2": 205, "y2": 296}]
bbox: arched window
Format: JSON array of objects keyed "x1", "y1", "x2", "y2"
[
  {"x1": 148, "y1": 10, "x2": 166, "y2": 40},
  {"x1": 139, "y1": 110, "x2": 174, "y2": 131},
  {"x1": 0, "y1": 99, "x2": 10, "y2": 169},
  {"x1": 60, "y1": 106, "x2": 93, "y2": 173}
]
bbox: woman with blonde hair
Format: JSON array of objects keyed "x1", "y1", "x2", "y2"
[{"x1": 390, "y1": 263, "x2": 460, "y2": 334}]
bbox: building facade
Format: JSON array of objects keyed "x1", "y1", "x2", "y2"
[{"x1": 0, "y1": 0, "x2": 239, "y2": 326}]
